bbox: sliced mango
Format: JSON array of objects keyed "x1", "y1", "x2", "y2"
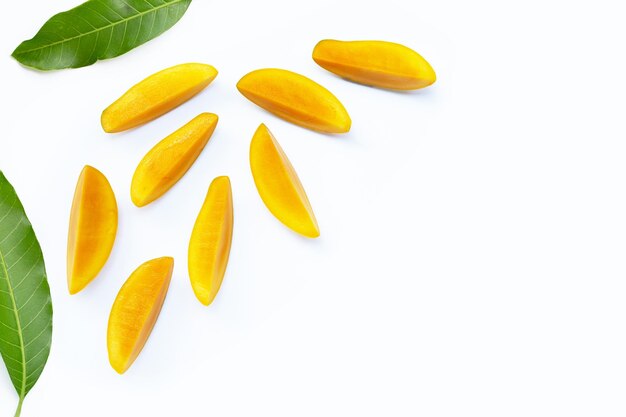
[
  {"x1": 313, "y1": 40, "x2": 436, "y2": 90},
  {"x1": 107, "y1": 257, "x2": 173, "y2": 374},
  {"x1": 67, "y1": 165, "x2": 118, "y2": 295},
  {"x1": 101, "y1": 63, "x2": 218, "y2": 133},
  {"x1": 131, "y1": 113, "x2": 218, "y2": 207},
  {"x1": 188, "y1": 176, "x2": 234, "y2": 306},
  {"x1": 250, "y1": 124, "x2": 319, "y2": 238},
  {"x1": 237, "y1": 68, "x2": 351, "y2": 134}
]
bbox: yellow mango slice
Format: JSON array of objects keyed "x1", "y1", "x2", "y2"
[
  {"x1": 67, "y1": 165, "x2": 118, "y2": 295},
  {"x1": 237, "y1": 68, "x2": 351, "y2": 134},
  {"x1": 188, "y1": 176, "x2": 234, "y2": 306},
  {"x1": 101, "y1": 63, "x2": 218, "y2": 133},
  {"x1": 131, "y1": 113, "x2": 218, "y2": 207},
  {"x1": 313, "y1": 40, "x2": 436, "y2": 90},
  {"x1": 107, "y1": 257, "x2": 173, "y2": 374},
  {"x1": 250, "y1": 124, "x2": 319, "y2": 238}
]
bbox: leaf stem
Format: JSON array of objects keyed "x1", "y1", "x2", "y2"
[{"x1": 14, "y1": 395, "x2": 24, "y2": 417}]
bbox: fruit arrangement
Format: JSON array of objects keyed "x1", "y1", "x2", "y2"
[{"x1": 66, "y1": 40, "x2": 437, "y2": 373}]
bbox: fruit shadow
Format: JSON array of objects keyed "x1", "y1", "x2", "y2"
[{"x1": 323, "y1": 71, "x2": 439, "y2": 97}]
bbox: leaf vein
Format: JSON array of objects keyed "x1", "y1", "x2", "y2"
[
  {"x1": 2, "y1": 232, "x2": 30, "y2": 258},
  {"x1": 12, "y1": 257, "x2": 41, "y2": 291},
  {"x1": 0, "y1": 220, "x2": 22, "y2": 245},
  {"x1": 14, "y1": 0, "x2": 187, "y2": 55},
  {"x1": 0, "y1": 336, "x2": 21, "y2": 349},
  {"x1": 0, "y1": 248, "x2": 27, "y2": 396},
  {"x1": 17, "y1": 279, "x2": 46, "y2": 313},
  {"x1": 0, "y1": 198, "x2": 18, "y2": 227},
  {"x1": 25, "y1": 343, "x2": 48, "y2": 365},
  {"x1": 24, "y1": 326, "x2": 49, "y2": 349},
  {"x1": 87, "y1": 6, "x2": 115, "y2": 25},
  {"x1": 7, "y1": 239, "x2": 37, "y2": 271},
  {"x1": 21, "y1": 303, "x2": 49, "y2": 331}
]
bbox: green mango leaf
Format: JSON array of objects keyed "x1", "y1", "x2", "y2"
[
  {"x1": 0, "y1": 172, "x2": 53, "y2": 417},
  {"x1": 12, "y1": 0, "x2": 192, "y2": 71}
]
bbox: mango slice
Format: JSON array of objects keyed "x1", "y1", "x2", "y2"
[
  {"x1": 237, "y1": 69, "x2": 351, "y2": 134},
  {"x1": 101, "y1": 63, "x2": 218, "y2": 133},
  {"x1": 107, "y1": 257, "x2": 173, "y2": 374},
  {"x1": 131, "y1": 113, "x2": 218, "y2": 207},
  {"x1": 188, "y1": 176, "x2": 234, "y2": 306},
  {"x1": 67, "y1": 165, "x2": 118, "y2": 295},
  {"x1": 312, "y1": 40, "x2": 436, "y2": 90},
  {"x1": 250, "y1": 124, "x2": 319, "y2": 238}
]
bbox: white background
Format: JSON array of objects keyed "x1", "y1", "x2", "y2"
[{"x1": 1, "y1": 0, "x2": 625, "y2": 416}]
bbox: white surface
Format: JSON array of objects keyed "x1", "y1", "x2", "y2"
[{"x1": 1, "y1": 0, "x2": 625, "y2": 416}]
